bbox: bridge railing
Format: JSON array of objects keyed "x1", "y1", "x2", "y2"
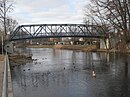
[
  {"x1": 2, "y1": 53, "x2": 9, "y2": 97},
  {"x1": 2, "y1": 52, "x2": 9, "y2": 97}
]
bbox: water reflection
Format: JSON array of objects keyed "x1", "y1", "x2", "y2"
[{"x1": 11, "y1": 48, "x2": 129, "y2": 97}]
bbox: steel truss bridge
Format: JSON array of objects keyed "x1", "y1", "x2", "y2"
[{"x1": 9, "y1": 24, "x2": 107, "y2": 41}]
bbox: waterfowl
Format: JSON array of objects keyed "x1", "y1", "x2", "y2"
[{"x1": 92, "y1": 71, "x2": 96, "y2": 77}]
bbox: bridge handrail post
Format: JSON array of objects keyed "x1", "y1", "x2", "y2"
[{"x1": 2, "y1": 51, "x2": 8, "y2": 97}]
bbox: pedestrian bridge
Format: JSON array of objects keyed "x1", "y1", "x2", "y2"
[{"x1": 9, "y1": 24, "x2": 107, "y2": 41}]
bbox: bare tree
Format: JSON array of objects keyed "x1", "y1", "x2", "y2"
[
  {"x1": 84, "y1": 3, "x2": 111, "y2": 49},
  {"x1": 0, "y1": 0, "x2": 14, "y2": 38},
  {"x1": 6, "y1": 17, "x2": 18, "y2": 33},
  {"x1": 84, "y1": 0, "x2": 130, "y2": 49}
]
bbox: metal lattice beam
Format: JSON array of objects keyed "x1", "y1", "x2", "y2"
[{"x1": 9, "y1": 24, "x2": 107, "y2": 41}]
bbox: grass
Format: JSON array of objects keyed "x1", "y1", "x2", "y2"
[
  {"x1": 27, "y1": 44, "x2": 97, "y2": 51},
  {"x1": 27, "y1": 45, "x2": 54, "y2": 48},
  {"x1": 0, "y1": 55, "x2": 5, "y2": 61}
]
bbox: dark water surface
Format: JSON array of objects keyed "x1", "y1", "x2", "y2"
[{"x1": 10, "y1": 48, "x2": 130, "y2": 97}]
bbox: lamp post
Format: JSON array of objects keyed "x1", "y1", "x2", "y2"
[
  {"x1": 1, "y1": 33, "x2": 4, "y2": 55},
  {"x1": 0, "y1": 33, "x2": 4, "y2": 55}
]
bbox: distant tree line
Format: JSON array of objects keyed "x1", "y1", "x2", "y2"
[{"x1": 84, "y1": 0, "x2": 130, "y2": 50}]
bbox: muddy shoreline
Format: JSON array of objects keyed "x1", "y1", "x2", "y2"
[{"x1": 27, "y1": 44, "x2": 130, "y2": 53}]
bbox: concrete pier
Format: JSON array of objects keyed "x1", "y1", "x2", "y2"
[{"x1": 0, "y1": 55, "x2": 14, "y2": 97}]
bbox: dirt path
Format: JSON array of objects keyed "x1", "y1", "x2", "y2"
[{"x1": 0, "y1": 55, "x2": 4, "y2": 97}]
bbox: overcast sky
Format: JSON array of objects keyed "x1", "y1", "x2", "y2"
[{"x1": 10, "y1": 0, "x2": 90, "y2": 25}]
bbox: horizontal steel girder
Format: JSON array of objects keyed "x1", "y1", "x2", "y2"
[{"x1": 9, "y1": 24, "x2": 107, "y2": 41}]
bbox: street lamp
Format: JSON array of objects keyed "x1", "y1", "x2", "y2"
[
  {"x1": 0, "y1": 33, "x2": 4, "y2": 55},
  {"x1": 1, "y1": 34, "x2": 4, "y2": 54}
]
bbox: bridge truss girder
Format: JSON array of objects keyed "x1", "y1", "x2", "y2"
[{"x1": 10, "y1": 24, "x2": 105, "y2": 41}]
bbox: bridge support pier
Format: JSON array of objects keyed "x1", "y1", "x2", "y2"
[{"x1": 100, "y1": 38, "x2": 110, "y2": 49}]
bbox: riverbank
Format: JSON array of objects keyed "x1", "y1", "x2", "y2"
[
  {"x1": 54, "y1": 44, "x2": 97, "y2": 51},
  {"x1": 9, "y1": 54, "x2": 32, "y2": 65},
  {"x1": 27, "y1": 44, "x2": 97, "y2": 51},
  {"x1": 27, "y1": 45, "x2": 54, "y2": 48},
  {"x1": 27, "y1": 44, "x2": 130, "y2": 53}
]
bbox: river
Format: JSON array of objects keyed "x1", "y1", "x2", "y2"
[{"x1": 10, "y1": 48, "x2": 130, "y2": 97}]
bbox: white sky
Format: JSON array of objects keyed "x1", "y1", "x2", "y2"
[{"x1": 9, "y1": 0, "x2": 90, "y2": 25}]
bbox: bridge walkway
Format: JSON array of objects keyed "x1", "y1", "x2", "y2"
[
  {"x1": 0, "y1": 55, "x2": 14, "y2": 97},
  {"x1": 0, "y1": 57, "x2": 4, "y2": 97}
]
